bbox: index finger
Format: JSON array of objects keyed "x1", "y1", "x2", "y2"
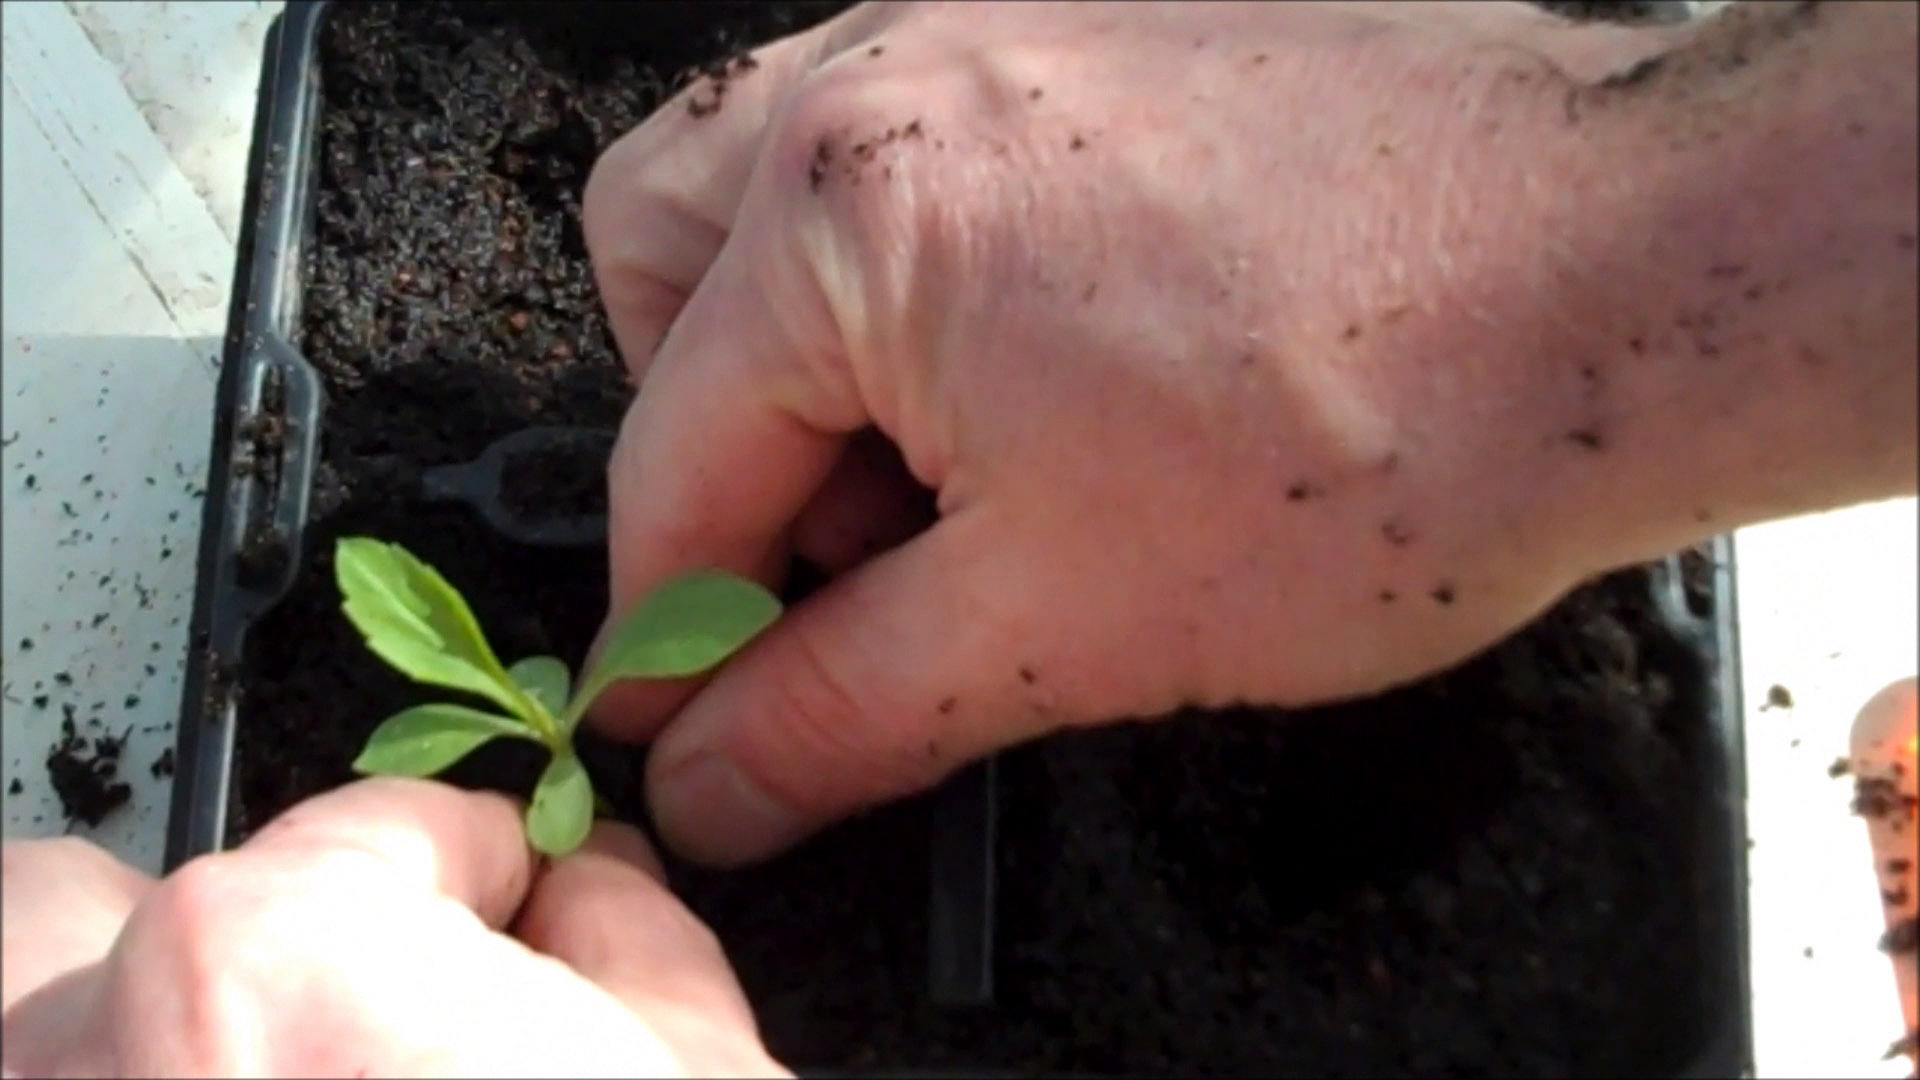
[
  {"x1": 583, "y1": 3, "x2": 895, "y2": 372},
  {"x1": 587, "y1": 227, "x2": 853, "y2": 742},
  {"x1": 233, "y1": 777, "x2": 535, "y2": 930}
]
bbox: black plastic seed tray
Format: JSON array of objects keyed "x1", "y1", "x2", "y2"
[{"x1": 167, "y1": 3, "x2": 1753, "y2": 1076}]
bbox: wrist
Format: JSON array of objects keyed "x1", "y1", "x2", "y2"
[{"x1": 1514, "y1": 0, "x2": 1918, "y2": 575}]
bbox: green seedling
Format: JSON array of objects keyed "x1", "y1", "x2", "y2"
[{"x1": 333, "y1": 536, "x2": 780, "y2": 857}]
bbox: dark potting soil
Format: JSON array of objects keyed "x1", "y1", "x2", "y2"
[
  {"x1": 497, "y1": 429, "x2": 611, "y2": 522},
  {"x1": 221, "y1": 2, "x2": 1729, "y2": 1074}
]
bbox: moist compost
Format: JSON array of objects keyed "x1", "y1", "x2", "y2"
[
  {"x1": 219, "y1": 2, "x2": 1735, "y2": 1074},
  {"x1": 497, "y1": 429, "x2": 610, "y2": 521}
]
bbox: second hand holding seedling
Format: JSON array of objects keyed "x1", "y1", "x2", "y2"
[{"x1": 334, "y1": 536, "x2": 781, "y2": 856}]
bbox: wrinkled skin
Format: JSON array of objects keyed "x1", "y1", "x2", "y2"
[
  {"x1": 581, "y1": 0, "x2": 1748, "y2": 865},
  {"x1": 0, "y1": 781, "x2": 788, "y2": 1078}
]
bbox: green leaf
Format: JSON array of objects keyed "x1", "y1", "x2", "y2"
[
  {"x1": 526, "y1": 750, "x2": 594, "y2": 857},
  {"x1": 509, "y1": 656, "x2": 571, "y2": 718},
  {"x1": 351, "y1": 703, "x2": 532, "y2": 777},
  {"x1": 335, "y1": 537, "x2": 542, "y2": 727},
  {"x1": 560, "y1": 569, "x2": 782, "y2": 730}
]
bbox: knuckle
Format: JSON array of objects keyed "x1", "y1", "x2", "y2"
[
  {"x1": 131, "y1": 845, "x2": 369, "y2": 963},
  {"x1": 580, "y1": 128, "x2": 645, "y2": 262},
  {"x1": 131, "y1": 855, "x2": 266, "y2": 956},
  {"x1": 769, "y1": 72, "x2": 930, "y2": 296},
  {"x1": 106, "y1": 856, "x2": 282, "y2": 1074}
]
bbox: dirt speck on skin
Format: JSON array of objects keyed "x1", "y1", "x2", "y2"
[
  {"x1": 1851, "y1": 774, "x2": 1919, "y2": 822},
  {"x1": 1879, "y1": 917, "x2": 1917, "y2": 956},
  {"x1": 809, "y1": 136, "x2": 834, "y2": 191},
  {"x1": 1566, "y1": 428, "x2": 1605, "y2": 451},
  {"x1": 683, "y1": 50, "x2": 761, "y2": 118},
  {"x1": 1884, "y1": 1029, "x2": 1918, "y2": 1070}
]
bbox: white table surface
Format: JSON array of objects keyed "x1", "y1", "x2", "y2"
[{"x1": 1, "y1": 3, "x2": 1913, "y2": 1076}]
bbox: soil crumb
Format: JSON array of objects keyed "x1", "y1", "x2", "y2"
[
  {"x1": 46, "y1": 717, "x2": 131, "y2": 828},
  {"x1": 1884, "y1": 1029, "x2": 1918, "y2": 1073},
  {"x1": 1879, "y1": 916, "x2": 1917, "y2": 955}
]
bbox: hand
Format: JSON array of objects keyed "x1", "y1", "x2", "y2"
[
  {"x1": 1, "y1": 779, "x2": 788, "y2": 1078},
  {"x1": 581, "y1": 0, "x2": 1909, "y2": 865}
]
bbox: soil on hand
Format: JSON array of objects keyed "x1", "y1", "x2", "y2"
[{"x1": 224, "y1": 3, "x2": 1736, "y2": 1074}]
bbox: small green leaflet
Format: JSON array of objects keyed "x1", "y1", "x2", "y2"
[
  {"x1": 526, "y1": 750, "x2": 594, "y2": 857},
  {"x1": 351, "y1": 703, "x2": 533, "y2": 777},
  {"x1": 509, "y1": 656, "x2": 571, "y2": 718},
  {"x1": 560, "y1": 569, "x2": 781, "y2": 731},
  {"x1": 335, "y1": 538, "x2": 538, "y2": 723},
  {"x1": 335, "y1": 539, "x2": 783, "y2": 860}
]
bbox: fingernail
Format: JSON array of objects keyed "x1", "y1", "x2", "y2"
[{"x1": 650, "y1": 752, "x2": 808, "y2": 867}]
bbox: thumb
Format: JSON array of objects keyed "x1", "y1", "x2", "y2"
[
  {"x1": 645, "y1": 516, "x2": 1062, "y2": 867},
  {"x1": 512, "y1": 822, "x2": 791, "y2": 1078}
]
